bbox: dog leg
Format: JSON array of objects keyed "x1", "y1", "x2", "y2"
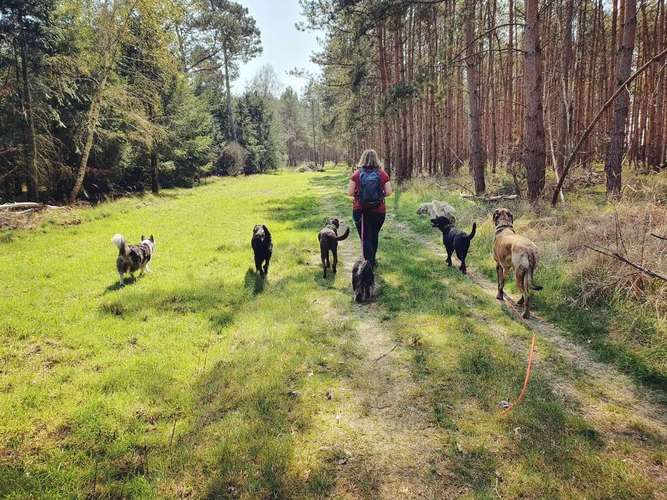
[
  {"x1": 119, "y1": 273, "x2": 125, "y2": 286},
  {"x1": 446, "y1": 249, "x2": 453, "y2": 267},
  {"x1": 459, "y1": 260, "x2": 467, "y2": 274},
  {"x1": 515, "y1": 270, "x2": 531, "y2": 318},
  {"x1": 519, "y1": 270, "x2": 531, "y2": 318},
  {"x1": 522, "y1": 296, "x2": 530, "y2": 319},
  {"x1": 263, "y1": 257, "x2": 270, "y2": 275},
  {"x1": 496, "y1": 264, "x2": 505, "y2": 300},
  {"x1": 332, "y1": 247, "x2": 338, "y2": 274}
]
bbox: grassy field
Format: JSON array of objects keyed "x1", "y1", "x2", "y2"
[
  {"x1": 1, "y1": 167, "x2": 665, "y2": 498},
  {"x1": 391, "y1": 171, "x2": 667, "y2": 394}
]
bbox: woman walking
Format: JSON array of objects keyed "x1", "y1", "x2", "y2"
[{"x1": 347, "y1": 149, "x2": 393, "y2": 267}]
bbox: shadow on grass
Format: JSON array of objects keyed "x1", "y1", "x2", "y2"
[
  {"x1": 90, "y1": 265, "x2": 345, "y2": 497},
  {"x1": 103, "y1": 274, "x2": 148, "y2": 294},
  {"x1": 392, "y1": 181, "x2": 667, "y2": 399},
  {"x1": 244, "y1": 268, "x2": 266, "y2": 295},
  {"x1": 166, "y1": 267, "x2": 349, "y2": 498},
  {"x1": 373, "y1": 231, "x2": 656, "y2": 497}
]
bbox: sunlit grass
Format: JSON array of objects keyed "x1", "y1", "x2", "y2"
[
  {"x1": 0, "y1": 168, "x2": 663, "y2": 498},
  {"x1": 391, "y1": 172, "x2": 667, "y2": 392},
  {"x1": 0, "y1": 172, "x2": 355, "y2": 497}
]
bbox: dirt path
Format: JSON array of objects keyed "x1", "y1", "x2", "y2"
[
  {"x1": 391, "y1": 216, "x2": 667, "y2": 483},
  {"x1": 308, "y1": 185, "x2": 665, "y2": 497},
  {"x1": 307, "y1": 194, "x2": 456, "y2": 499}
]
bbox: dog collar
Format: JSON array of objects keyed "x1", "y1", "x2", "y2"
[{"x1": 495, "y1": 224, "x2": 514, "y2": 234}]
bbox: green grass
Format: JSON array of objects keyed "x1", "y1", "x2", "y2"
[
  {"x1": 390, "y1": 173, "x2": 667, "y2": 394},
  {"x1": 0, "y1": 173, "x2": 356, "y2": 498},
  {"x1": 322, "y1": 171, "x2": 664, "y2": 498},
  {"x1": 1, "y1": 168, "x2": 664, "y2": 498}
]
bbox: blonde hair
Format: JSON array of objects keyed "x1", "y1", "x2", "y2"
[{"x1": 357, "y1": 149, "x2": 383, "y2": 170}]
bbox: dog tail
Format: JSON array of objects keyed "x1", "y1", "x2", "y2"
[
  {"x1": 468, "y1": 222, "x2": 477, "y2": 240},
  {"x1": 526, "y1": 252, "x2": 543, "y2": 291},
  {"x1": 336, "y1": 227, "x2": 351, "y2": 241},
  {"x1": 111, "y1": 234, "x2": 127, "y2": 256}
]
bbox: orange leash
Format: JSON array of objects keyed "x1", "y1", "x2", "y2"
[{"x1": 500, "y1": 333, "x2": 537, "y2": 416}]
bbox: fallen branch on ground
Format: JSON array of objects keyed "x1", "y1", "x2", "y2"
[
  {"x1": 439, "y1": 181, "x2": 476, "y2": 196},
  {"x1": 461, "y1": 193, "x2": 518, "y2": 201},
  {"x1": 0, "y1": 202, "x2": 63, "y2": 211},
  {"x1": 373, "y1": 344, "x2": 398, "y2": 362},
  {"x1": 650, "y1": 233, "x2": 667, "y2": 241},
  {"x1": 584, "y1": 244, "x2": 667, "y2": 281}
]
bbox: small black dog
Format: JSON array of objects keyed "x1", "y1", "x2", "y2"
[
  {"x1": 251, "y1": 224, "x2": 272, "y2": 275},
  {"x1": 430, "y1": 216, "x2": 476, "y2": 274},
  {"x1": 318, "y1": 217, "x2": 350, "y2": 277},
  {"x1": 352, "y1": 258, "x2": 375, "y2": 302}
]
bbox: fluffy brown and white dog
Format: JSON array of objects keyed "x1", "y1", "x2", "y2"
[
  {"x1": 352, "y1": 258, "x2": 375, "y2": 302},
  {"x1": 492, "y1": 208, "x2": 542, "y2": 318},
  {"x1": 318, "y1": 217, "x2": 350, "y2": 277},
  {"x1": 111, "y1": 234, "x2": 155, "y2": 286}
]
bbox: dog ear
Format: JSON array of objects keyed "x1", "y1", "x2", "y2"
[
  {"x1": 509, "y1": 212, "x2": 514, "y2": 223},
  {"x1": 150, "y1": 234, "x2": 154, "y2": 242},
  {"x1": 263, "y1": 225, "x2": 271, "y2": 237},
  {"x1": 492, "y1": 209, "x2": 500, "y2": 225},
  {"x1": 141, "y1": 234, "x2": 145, "y2": 241}
]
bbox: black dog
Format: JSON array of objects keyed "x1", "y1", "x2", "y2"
[
  {"x1": 352, "y1": 259, "x2": 375, "y2": 302},
  {"x1": 318, "y1": 217, "x2": 350, "y2": 277},
  {"x1": 430, "y1": 216, "x2": 476, "y2": 274},
  {"x1": 251, "y1": 224, "x2": 272, "y2": 275}
]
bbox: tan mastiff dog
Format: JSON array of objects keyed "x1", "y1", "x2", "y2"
[{"x1": 492, "y1": 208, "x2": 542, "y2": 318}]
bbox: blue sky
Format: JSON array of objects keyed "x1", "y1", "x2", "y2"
[{"x1": 233, "y1": 0, "x2": 324, "y2": 96}]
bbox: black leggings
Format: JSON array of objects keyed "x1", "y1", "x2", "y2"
[{"x1": 353, "y1": 210, "x2": 386, "y2": 266}]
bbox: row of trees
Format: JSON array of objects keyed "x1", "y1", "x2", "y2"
[
  {"x1": 301, "y1": 0, "x2": 666, "y2": 202},
  {"x1": 0, "y1": 0, "x2": 336, "y2": 204}
]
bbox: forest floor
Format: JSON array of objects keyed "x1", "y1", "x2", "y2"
[{"x1": 1, "y1": 167, "x2": 665, "y2": 499}]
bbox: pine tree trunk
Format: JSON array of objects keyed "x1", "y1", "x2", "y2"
[
  {"x1": 464, "y1": 0, "x2": 486, "y2": 194},
  {"x1": 557, "y1": 0, "x2": 575, "y2": 181},
  {"x1": 69, "y1": 87, "x2": 102, "y2": 203},
  {"x1": 18, "y1": 10, "x2": 39, "y2": 202},
  {"x1": 150, "y1": 147, "x2": 159, "y2": 194},
  {"x1": 523, "y1": 0, "x2": 546, "y2": 202},
  {"x1": 605, "y1": 0, "x2": 637, "y2": 197},
  {"x1": 223, "y1": 45, "x2": 237, "y2": 142},
  {"x1": 377, "y1": 21, "x2": 392, "y2": 175}
]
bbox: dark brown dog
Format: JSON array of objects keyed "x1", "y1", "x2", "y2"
[
  {"x1": 352, "y1": 258, "x2": 374, "y2": 302},
  {"x1": 492, "y1": 208, "x2": 542, "y2": 319},
  {"x1": 318, "y1": 217, "x2": 350, "y2": 277}
]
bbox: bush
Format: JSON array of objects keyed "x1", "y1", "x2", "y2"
[{"x1": 215, "y1": 142, "x2": 248, "y2": 176}]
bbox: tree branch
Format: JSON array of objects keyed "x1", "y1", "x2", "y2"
[
  {"x1": 551, "y1": 46, "x2": 667, "y2": 206},
  {"x1": 584, "y1": 244, "x2": 667, "y2": 281}
]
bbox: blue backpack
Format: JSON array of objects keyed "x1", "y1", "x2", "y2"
[{"x1": 359, "y1": 168, "x2": 384, "y2": 208}]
